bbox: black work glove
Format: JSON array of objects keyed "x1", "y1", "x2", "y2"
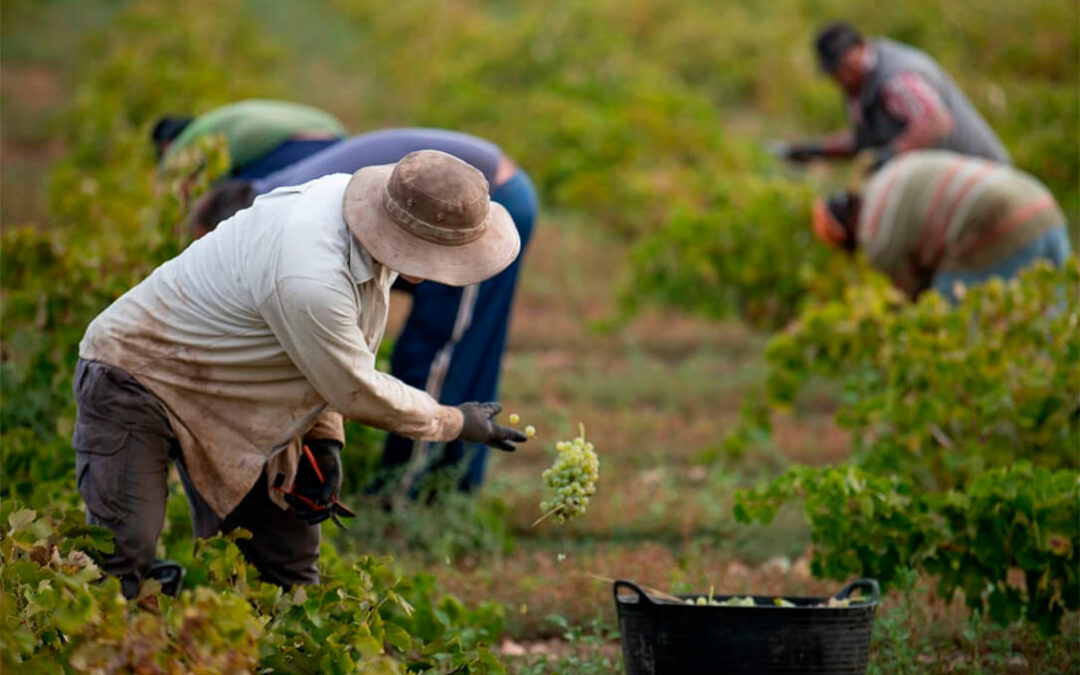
[
  {"x1": 280, "y1": 439, "x2": 356, "y2": 527},
  {"x1": 456, "y1": 402, "x2": 527, "y2": 452},
  {"x1": 784, "y1": 142, "x2": 826, "y2": 163}
]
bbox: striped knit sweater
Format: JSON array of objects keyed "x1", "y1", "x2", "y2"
[{"x1": 858, "y1": 150, "x2": 1063, "y2": 286}]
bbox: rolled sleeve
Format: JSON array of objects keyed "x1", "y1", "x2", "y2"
[
  {"x1": 261, "y1": 275, "x2": 463, "y2": 442},
  {"x1": 304, "y1": 409, "x2": 345, "y2": 444},
  {"x1": 882, "y1": 72, "x2": 954, "y2": 151}
]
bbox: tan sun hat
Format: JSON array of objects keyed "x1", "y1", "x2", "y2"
[{"x1": 342, "y1": 149, "x2": 521, "y2": 287}]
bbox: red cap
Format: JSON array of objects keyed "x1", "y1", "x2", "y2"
[{"x1": 812, "y1": 197, "x2": 849, "y2": 249}]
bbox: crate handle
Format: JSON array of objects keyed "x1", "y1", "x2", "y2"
[
  {"x1": 834, "y1": 578, "x2": 880, "y2": 604},
  {"x1": 613, "y1": 579, "x2": 655, "y2": 605}
]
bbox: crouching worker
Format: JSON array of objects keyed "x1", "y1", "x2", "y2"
[
  {"x1": 190, "y1": 128, "x2": 539, "y2": 496},
  {"x1": 782, "y1": 22, "x2": 1009, "y2": 168},
  {"x1": 151, "y1": 99, "x2": 347, "y2": 178},
  {"x1": 73, "y1": 151, "x2": 528, "y2": 598},
  {"x1": 813, "y1": 150, "x2": 1071, "y2": 301}
]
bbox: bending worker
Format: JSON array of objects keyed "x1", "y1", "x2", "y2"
[
  {"x1": 813, "y1": 150, "x2": 1071, "y2": 301},
  {"x1": 190, "y1": 128, "x2": 538, "y2": 495},
  {"x1": 783, "y1": 22, "x2": 1010, "y2": 168},
  {"x1": 73, "y1": 151, "x2": 528, "y2": 598},
  {"x1": 152, "y1": 99, "x2": 347, "y2": 178}
]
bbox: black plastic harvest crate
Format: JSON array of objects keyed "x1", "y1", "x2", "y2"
[{"x1": 614, "y1": 578, "x2": 879, "y2": 675}]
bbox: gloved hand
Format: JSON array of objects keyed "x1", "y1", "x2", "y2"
[
  {"x1": 784, "y1": 142, "x2": 826, "y2": 163},
  {"x1": 456, "y1": 402, "x2": 527, "y2": 452},
  {"x1": 279, "y1": 439, "x2": 356, "y2": 527}
]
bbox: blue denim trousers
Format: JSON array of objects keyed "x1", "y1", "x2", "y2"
[
  {"x1": 932, "y1": 225, "x2": 1072, "y2": 302},
  {"x1": 378, "y1": 169, "x2": 539, "y2": 494}
]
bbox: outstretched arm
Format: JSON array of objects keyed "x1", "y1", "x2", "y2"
[
  {"x1": 784, "y1": 129, "x2": 857, "y2": 162},
  {"x1": 261, "y1": 275, "x2": 464, "y2": 442}
]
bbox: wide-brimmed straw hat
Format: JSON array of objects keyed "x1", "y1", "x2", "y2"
[{"x1": 343, "y1": 150, "x2": 520, "y2": 287}]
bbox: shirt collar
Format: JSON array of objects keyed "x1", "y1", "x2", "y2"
[
  {"x1": 348, "y1": 235, "x2": 373, "y2": 284},
  {"x1": 348, "y1": 233, "x2": 398, "y2": 289}
]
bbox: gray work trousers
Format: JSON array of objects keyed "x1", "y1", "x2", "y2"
[{"x1": 71, "y1": 358, "x2": 319, "y2": 598}]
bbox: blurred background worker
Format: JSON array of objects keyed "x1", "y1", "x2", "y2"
[
  {"x1": 190, "y1": 128, "x2": 539, "y2": 496},
  {"x1": 813, "y1": 150, "x2": 1070, "y2": 301},
  {"x1": 151, "y1": 99, "x2": 347, "y2": 178},
  {"x1": 781, "y1": 22, "x2": 1010, "y2": 169}
]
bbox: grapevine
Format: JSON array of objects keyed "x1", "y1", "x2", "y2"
[{"x1": 536, "y1": 425, "x2": 600, "y2": 525}]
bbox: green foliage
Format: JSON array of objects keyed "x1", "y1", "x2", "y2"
[
  {"x1": 326, "y1": 0, "x2": 1076, "y2": 222},
  {"x1": 764, "y1": 262, "x2": 1079, "y2": 488},
  {"x1": 731, "y1": 262, "x2": 1080, "y2": 635},
  {"x1": 330, "y1": 0, "x2": 747, "y2": 237},
  {"x1": 1, "y1": 504, "x2": 506, "y2": 674},
  {"x1": 4, "y1": 0, "x2": 1078, "y2": 666},
  {"x1": 324, "y1": 0, "x2": 1076, "y2": 328},
  {"x1": 1, "y1": 1, "x2": 506, "y2": 671},
  {"x1": 624, "y1": 175, "x2": 871, "y2": 328},
  {"x1": 734, "y1": 463, "x2": 1079, "y2": 635},
  {"x1": 1, "y1": 505, "x2": 262, "y2": 675},
  {"x1": 2, "y1": 0, "x2": 266, "y2": 484}
]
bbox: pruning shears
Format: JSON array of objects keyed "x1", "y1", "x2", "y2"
[{"x1": 273, "y1": 444, "x2": 357, "y2": 530}]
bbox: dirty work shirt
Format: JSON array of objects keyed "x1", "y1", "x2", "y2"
[
  {"x1": 161, "y1": 99, "x2": 347, "y2": 174},
  {"x1": 858, "y1": 150, "x2": 1063, "y2": 288},
  {"x1": 252, "y1": 128, "x2": 504, "y2": 194},
  {"x1": 79, "y1": 174, "x2": 463, "y2": 517}
]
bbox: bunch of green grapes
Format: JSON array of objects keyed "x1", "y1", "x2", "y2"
[{"x1": 539, "y1": 425, "x2": 599, "y2": 524}]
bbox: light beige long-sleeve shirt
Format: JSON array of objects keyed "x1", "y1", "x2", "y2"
[{"x1": 79, "y1": 173, "x2": 464, "y2": 517}]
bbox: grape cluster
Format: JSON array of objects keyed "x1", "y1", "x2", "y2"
[
  {"x1": 540, "y1": 426, "x2": 599, "y2": 524},
  {"x1": 684, "y1": 596, "x2": 794, "y2": 607}
]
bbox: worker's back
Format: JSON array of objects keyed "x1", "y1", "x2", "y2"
[
  {"x1": 251, "y1": 128, "x2": 504, "y2": 195},
  {"x1": 161, "y1": 99, "x2": 348, "y2": 175},
  {"x1": 858, "y1": 150, "x2": 1062, "y2": 283},
  {"x1": 79, "y1": 174, "x2": 389, "y2": 515},
  {"x1": 857, "y1": 40, "x2": 1010, "y2": 163}
]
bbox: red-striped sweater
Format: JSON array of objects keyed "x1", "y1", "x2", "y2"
[{"x1": 858, "y1": 150, "x2": 1063, "y2": 286}]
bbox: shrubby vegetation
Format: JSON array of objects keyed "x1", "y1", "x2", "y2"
[
  {"x1": 2, "y1": 1, "x2": 506, "y2": 672},
  {"x1": 2, "y1": 0, "x2": 272, "y2": 508},
  {"x1": 306, "y1": 0, "x2": 1074, "y2": 640},
  {"x1": 328, "y1": 0, "x2": 1077, "y2": 221},
  {"x1": 327, "y1": 0, "x2": 1075, "y2": 324},
  {"x1": 730, "y1": 262, "x2": 1079, "y2": 634},
  {"x1": 764, "y1": 264, "x2": 1079, "y2": 487},
  {"x1": 1, "y1": 506, "x2": 505, "y2": 674},
  {"x1": 735, "y1": 463, "x2": 1078, "y2": 636},
  {"x1": 2, "y1": 0, "x2": 1076, "y2": 669},
  {"x1": 624, "y1": 175, "x2": 868, "y2": 328}
]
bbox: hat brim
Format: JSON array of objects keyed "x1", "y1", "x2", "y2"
[{"x1": 343, "y1": 165, "x2": 521, "y2": 287}]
